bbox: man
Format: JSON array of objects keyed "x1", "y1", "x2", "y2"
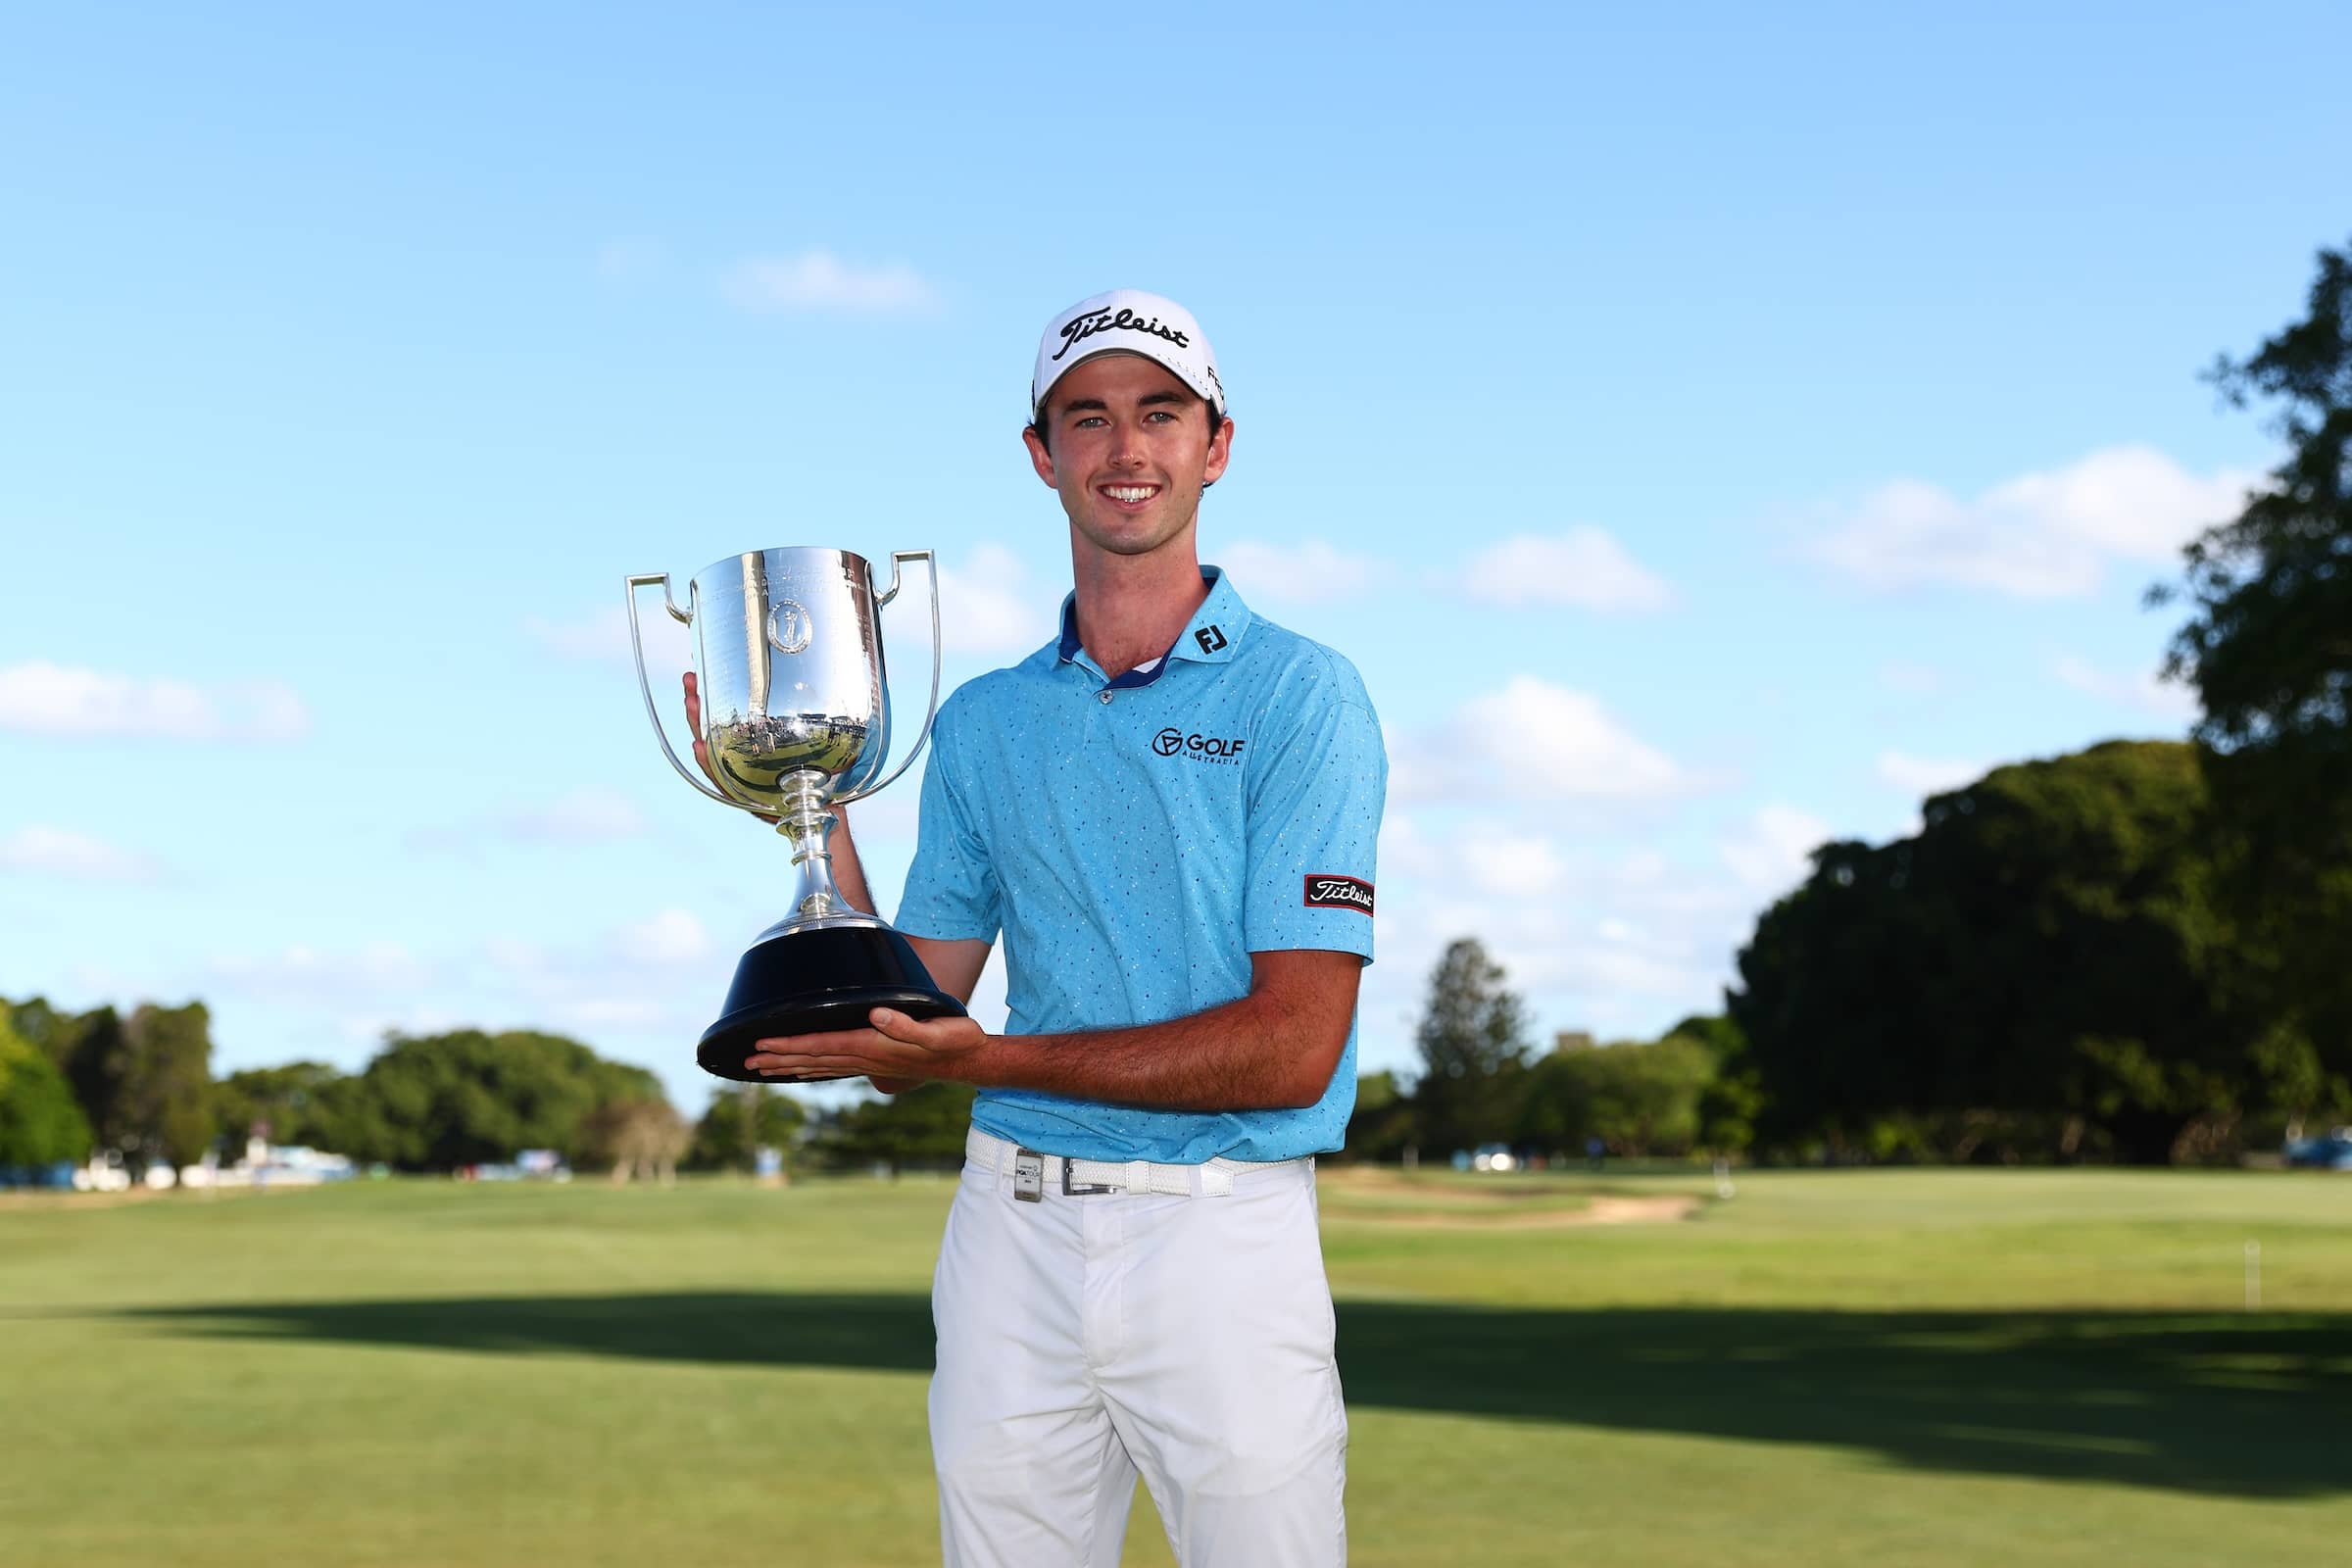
[{"x1": 738, "y1": 289, "x2": 1386, "y2": 1567}]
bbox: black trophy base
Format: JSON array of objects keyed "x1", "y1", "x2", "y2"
[{"x1": 697, "y1": 924, "x2": 967, "y2": 1084}]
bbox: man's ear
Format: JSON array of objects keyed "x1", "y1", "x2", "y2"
[
  {"x1": 1201, "y1": 416, "x2": 1234, "y2": 487},
  {"x1": 1022, "y1": 423, "x2": 1057, "y2": 488}
]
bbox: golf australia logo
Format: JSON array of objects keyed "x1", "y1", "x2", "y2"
[
  {"x1": 1153, "y1": 727, "x2": 1247, "y2": 765},
  {"x1": 1303, "y1": 875, "x2": 1375, "y2": 915}
]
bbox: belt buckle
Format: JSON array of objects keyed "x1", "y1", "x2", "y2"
[
  {"x1": 1061, "y1": 1159, "x2": 1118, "y2": 1197},
  {"x1": 1011, "y1": 1149, "x2": 1044, "y2": 1202}
]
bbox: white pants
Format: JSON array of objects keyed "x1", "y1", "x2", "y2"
[{"x1": 929, "y1": 1142, "x2": 1348, "y2": 1567}]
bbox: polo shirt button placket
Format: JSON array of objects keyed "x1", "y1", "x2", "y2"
[{"x1": 1098, "y1": 690, "x2": 1113, "y2": 705}]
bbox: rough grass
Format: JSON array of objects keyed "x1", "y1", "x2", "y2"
[{"x1": 3, "y1": 1166, "x2": 2347, "y2": 1566}]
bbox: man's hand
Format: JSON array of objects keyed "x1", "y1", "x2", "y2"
[{"x1": 747, "y1": 1009, "x2": 994, "y2": 1085}]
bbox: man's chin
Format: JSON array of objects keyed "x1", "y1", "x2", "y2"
[{"x1": 1074, "y1": 513, "x2": 1193, "y2": 559}]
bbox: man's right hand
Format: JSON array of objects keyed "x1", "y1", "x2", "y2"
[{"x1": 692, "y1": 668, "x2": 906, "y2": 1096}]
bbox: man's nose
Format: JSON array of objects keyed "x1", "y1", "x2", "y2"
[{"x1": 1107, "y1": 420, "x2": 1149, "y2": 467}]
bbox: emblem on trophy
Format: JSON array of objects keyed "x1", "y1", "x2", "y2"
[{"x1": 626, "y1": 548, "x2": 967, "y2": 1082}]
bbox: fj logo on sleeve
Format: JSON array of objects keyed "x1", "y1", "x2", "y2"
[{"x1": 1303, "y1": 875, "x2": 1375, "y2": 914}]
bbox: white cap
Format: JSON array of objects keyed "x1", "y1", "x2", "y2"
[{"x1": 1031, "y1": 289, "x2": 1226, "y2": 422}]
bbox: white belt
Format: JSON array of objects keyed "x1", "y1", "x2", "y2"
[{"x1": 964, "y1": 1128, "x2": 1300, "y2": 1200}]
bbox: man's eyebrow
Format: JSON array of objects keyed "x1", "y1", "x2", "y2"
[{"x1": 1054, "y1": 391, "x2": 1194, "y2": 418}]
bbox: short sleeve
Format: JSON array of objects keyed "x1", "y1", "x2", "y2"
[
  {"x1": 1243, "y1": 692, "x2": 1387, "y2": 960},
  {"x1": 896, "y1": 704, "x2": 1002, "y2": 943}
]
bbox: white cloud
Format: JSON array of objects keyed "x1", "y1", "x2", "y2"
[
  {"x1": 2053, "y1": 655, "x2": 2198, "y2": 724},
  {"x1": 525, "y1": 606, "x2": 636, "y2": 663},
  {"x1": 1813, "y1": 446, "x2": 2258, "y2": 598},
  {"x1": 410, "y1": 789, "x2": 652, "y2": 854},
  {"x1": 723, "y1": 250, "x2": 940, "y2": 316},
  {"x1": 934, "y1": 544, "x2": 1056, "y2": 655},
  {"x1": 0, "y1": 661, "x2": 309, "y2": 742},
  {"x1": 1719, "y1": 805, "x2": 1830, "y2": 897},
  {"x1": 1461, "y1": 529, "x2": 1674, "y2": 612},
  {"x1": 1396, "y1": 675, "x2": 1685, "y2": 804},
  {"x1": 211, "y1": 942, "x2": 431, "y2": 1002},
  {"x1": 1375, "y1": 812, "x2": 1445, "y2": 882},
  {"x1": 554, "y1": 997, "x2": 671, "y2": 1031},
  {"x1": 611, "y1": 908, "x2": 710, "y2": 966},
  {"x1": 500, "y1": 789, "x2": 649, "y2": 845},
  {"x1": 0, "y1": 825, "x2": 160, "y2": 883},
  {"x1": 1459, "y1": 827, "x2": 1568, "y2": 900},
  {"x1": 1877, "y1": 751, "x2": 1983, "y2": 797},
  {"x1": 1218, "y1": 540, "x2": 1384, "y2": 604}
]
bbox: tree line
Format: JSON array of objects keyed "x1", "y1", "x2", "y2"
[
  {"x1": 0, "y1": 997, "x2": 986, "y2": 1181},
  {"x1": 1370, "y1": 737, "x2": 2345, "y2": 1168}
]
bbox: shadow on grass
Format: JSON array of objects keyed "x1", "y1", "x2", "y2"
[{"x1": 122, "y1": 1294, "x2": 2351, "y2": 1498}]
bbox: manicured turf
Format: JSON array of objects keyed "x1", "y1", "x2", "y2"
[{"x1": 4, "y1": 1166, "x2": 2347, "y2": 1565}]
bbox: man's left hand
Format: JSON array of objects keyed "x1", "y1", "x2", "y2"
[{"x1": 746, "y1": 1009, "x2": 993, "y2": 1084}]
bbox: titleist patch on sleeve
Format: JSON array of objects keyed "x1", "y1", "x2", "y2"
[{"x1": 1303, "y1": 874, "x2": 1375, "y2": 914}]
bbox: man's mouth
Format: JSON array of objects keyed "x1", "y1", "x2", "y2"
[{"x1": 1098, "y1": 483, "x2": 1161, "y2": 508}]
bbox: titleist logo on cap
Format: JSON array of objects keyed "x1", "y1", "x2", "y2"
[
  {"x1": 1303, "y1": 875, "x2": 1374, "y2": 914},
  {"x1": 1053, "y1": 307, "x2": 1192, "y2": 363}
]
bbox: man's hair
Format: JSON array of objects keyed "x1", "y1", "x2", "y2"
[{"x1": 1027, "y1": 391, "x2": 1226, "y2": 459}]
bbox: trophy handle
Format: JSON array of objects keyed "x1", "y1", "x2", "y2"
[
  {"x1": 834, "y1": 549, "x2": 943, "y2": 806},
  {"x1": 625, "y1": 571, "x2": 765, "y2": 815}
]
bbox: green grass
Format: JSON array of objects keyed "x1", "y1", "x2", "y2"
[{"x1": 3, "y1": 1167, "x2": 2348, "y2": 1566}]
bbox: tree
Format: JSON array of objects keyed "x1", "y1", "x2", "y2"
[
  {"x1": 1517, "y1": 1034, "x2": 1716, "y2": 1158},
  {"x1": 1338, "y1": 1070, "x2": 1419, "y2": 1162},
  {"x1": 1668, "y1": 1014, "x2": 1762, "y2": 1156},
  {"x1": 211, "y1": 1061, "x2": 350, "y2": 1152},
  {"x1": 36, "y1": 1001, "x2": 215, "y2": 1170},
  {"x1": 0, "y1": 1018, "x2": 93, "y2": 1168},
  {"x1": 1410, "y1": 938, "x2": 1532, "y2": 1155},
  {"x1": 5, "y1": 996, "x2": 80, "y2": 1074},
  {"x1": 584, "y1": 1099, "x2": 693, "y2": 1184},
  {"x1": 810, "y1": 1081, "x2": 978, "y2": 1172},
  {"x1": 338, "y1": 1028, "x2": 664, "y2": 1171},
  {"x1": 1732, "y1": 742, "x2": 2291, "y2": 1163},
  {"x1": 688, "y1": 1084, "x2": 808, "y2": 1173},
  {"x1": 2156, "y1": 237, "x2": 2352, "y2": 1093}
]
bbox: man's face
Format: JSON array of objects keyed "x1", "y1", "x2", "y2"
[{"x1": 1023, "y1": 354, "x2": 1232, "y2": 561}]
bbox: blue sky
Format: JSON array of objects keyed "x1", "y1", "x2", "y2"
[{"x1": 3, "y1": 3, "x2": 2345, "y2": 1114}]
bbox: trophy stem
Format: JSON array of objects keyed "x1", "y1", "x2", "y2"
[{"x1": 774, "y1": 770, "x2": 850, "y2": 921}]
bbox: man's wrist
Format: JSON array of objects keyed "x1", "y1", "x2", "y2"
[{"x1": 963, "y1": 1030, "x2": 1034, "y2": 1092}]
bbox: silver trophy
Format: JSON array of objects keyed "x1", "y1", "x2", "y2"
[{"x1": 626, "y1": 547, "x2": 966, "y2": 1082}]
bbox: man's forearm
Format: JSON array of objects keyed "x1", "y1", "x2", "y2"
[
  {"x1": 971, "y1": 988, "x2": 1346, "y2": 1113},
  {"x1": 824, "y1": 808, "x2": 875, "y2": 915}
]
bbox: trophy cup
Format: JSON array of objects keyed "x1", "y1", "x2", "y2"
[{"x1": 626, "y1": 548, "x2": 967, "y2": 1082}]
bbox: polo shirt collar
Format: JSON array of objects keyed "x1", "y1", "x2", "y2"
[
  {"x1": 1171, "y1": 565, "x2": 1252, "y2": 665},
  {"x1": 1054, "y1": 565, "x2": 1254, "y2": 687}
]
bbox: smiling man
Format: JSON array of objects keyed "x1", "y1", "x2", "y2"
[{"x1": 748, "y1": 289, "x2": 1387, "y2": 1567}]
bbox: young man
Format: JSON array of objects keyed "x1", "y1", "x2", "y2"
[{"x1": 744, "y1": 289, "x2": 1386, "y2": 1567}]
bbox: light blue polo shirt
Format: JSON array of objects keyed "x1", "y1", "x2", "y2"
[{"x1": 896, "y1": 566, "x2": 1387, "y2": 1163}]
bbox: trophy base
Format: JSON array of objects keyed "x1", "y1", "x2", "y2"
[{"x1": 696, "y1": 924, "x2": 968, "y2": 1084}]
